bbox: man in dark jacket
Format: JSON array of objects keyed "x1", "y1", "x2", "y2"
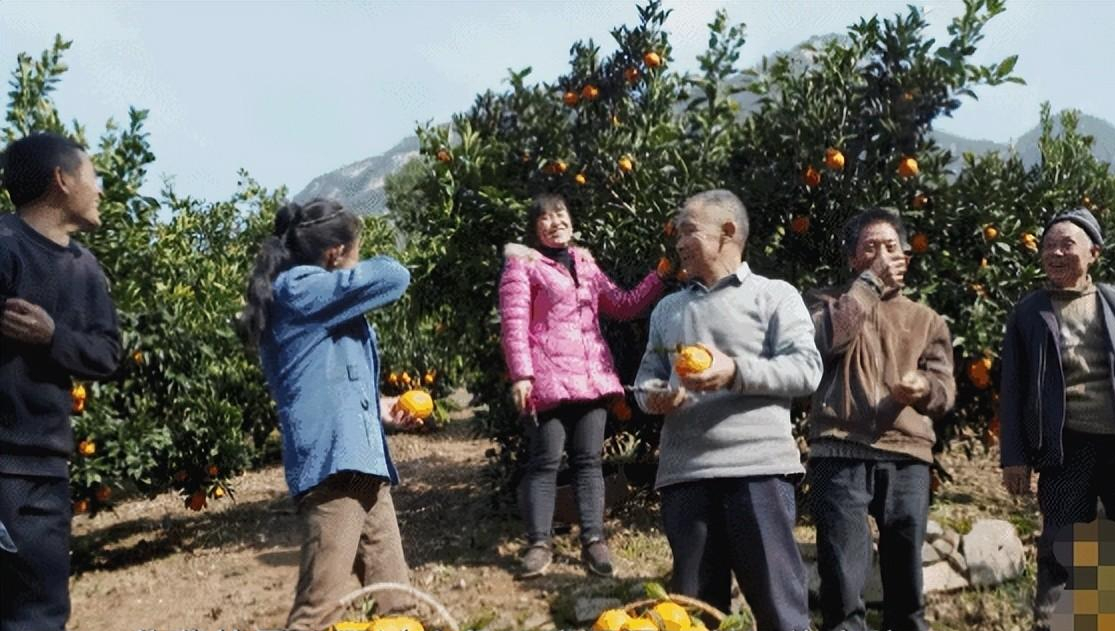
[
  {"x1": 1000, "y1": 207, "x2": 1115, "y2": 631},
  {"x1": 806, "y1": 208, "x2": 956, "y2": 631},
  {"x1": 0, "y1": 133, "x2": 121, "y2": 631}
]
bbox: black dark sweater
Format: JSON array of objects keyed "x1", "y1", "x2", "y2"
[{"x1": 0, "y1": 213, "x2": 121, "y2": 477}]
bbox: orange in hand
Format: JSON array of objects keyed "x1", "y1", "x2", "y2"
[{"x1": 674, "y1": 345, "x2": 713, "y2": 376}]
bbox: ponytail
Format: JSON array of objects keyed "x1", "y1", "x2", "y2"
[{"x1": 236, "y1": 199, "x2": 362, "y2": 349}]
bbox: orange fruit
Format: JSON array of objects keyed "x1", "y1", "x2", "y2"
[
  {"x1": 912, "y1": 193, "x2": 928, "y2": 209},
  {"x1": 617, "y1": 156, "x2": 634, "y2": 173},
  {"x1": 563, "y1": 90, "x2": 579, "y2": 107},
  {"x1": 1082, "y1": 195, "x2": 1092, "y2": 207},
  {"x1": 802, "y1": 165, "x2": 821, "y2": 187},
  {"x1": 95, "y1": 485, "x2": 111, "y2": 502},
  {"x1": 187, "y1": 490, "x2": 207, "y2": 512},
  {"x1": 72, "y1": 397, "x2": 85, "y2": 415},
  {"x1": 622, "y1": 617, "x2": 659, "y2": 631},
  {"x1": 214, "y1": 486, "x2": 225, "y2": 499},
  {"x1": 612, "y1": 399, "x2": 633, "y2": 422},
  {"x1": 207, "y1": 464, "x2": 219, "y2": 477},
  {"x1": 824, "y1": 147, "x2": 845, "y2": 171},
  {"x1": 388, "y1": 372, "x2": 399, "y2": 386},
  {"x1": 910, "y1": 233, "x2": 929, "y2": 254},
  {"x1": 897, "y1": 155, "x2": 919, "y2": 178},
  {"x1": 574, "y1": 173, "x2": 587, "y2": 186},
  {"x1": 969, "y1": 283, "x2": 988, "y2": 298},
  {"x1": 581, "y1": 84, "x2": 600, "y2": 101},
  {"x1": 643, "y1": 51, "x2": 662, "y2": 68},
  {"x1": 73, "y1": 499, "x2": 89, "y2": 515},
  {"x1": 78, "y1": 439, "x2": 96, "y2": 457},
  {"x1": 435, "y1": 149, "x2": 451, "y2": 163},
  {"x1": 652, "y1": 602, "x2": 691, "y2": 631},
  {"x1": 71, "y1": 383, "x2": 86, "y2": 414},
  {"x1": 790, "y1": 215, "x2": 811, "y2": 234},
  {"x1": 983, "y1": 225, "x2": 999, "y2": 241},
  {"x1": 656, "y1": 256, "x2": 672, "y2": 278},
  {"x1": 546, "y1": 160, "x2": 568, "y2": 174},
  {"x1": 1021, "y1": 232, "x2": 1038, "y2": 252},
  {"x1": 624, "y1": 67, "x2": 640, "y2": 83},
  {"x1": 401, "y1": 371, "x2": 412, "y2": 385},
  {"x1": 980, "y1": 257, "x2": 989, "y2": 269},
  {"x1": 132, "y1": 350, "x2": 143, "y2": 365},
  {"x1": 329, "y1": 622, "x2": 373, "y2": 631},
  {"x1": 399, "y1": 390, "x2": 434, "y2": 420},
  {"x1": 369, "y1": 616, "x2": 425, "y2": 631},
  {"x1": 593, "y1": 609, "x2": 632, "y2": 631},
  {"x1": 423, "y1": 370, "x2": 436, "y2": 385},
  {"x1": 901, "y1": 91, "x2": 914, "y2": 103},
  {"x1": 967, "y1": 357, "x2": 993, "y2": 389},
  {"x1": 675, "y1": 269, "x2": 689, "y2": 283},
  {"x1": 675, "y1": 345, "x2": 713, "y2": 376}
]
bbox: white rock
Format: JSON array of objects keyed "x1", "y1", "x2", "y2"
[
  {"x1": 926, "y1": 520, "x2": 944, "y2": 539},
  {"x1": 923, "y1": 560, "x2": 969, "y2": 593},
  {"x1": 922, "y1": 541, "x2": 940, "y2": 564},
  {"x1": 962, "y1": 519, "x2": 1025, "y2": 587},
  {"x1": 932, "y1": 538, "x2": 954, "y2": 558}
]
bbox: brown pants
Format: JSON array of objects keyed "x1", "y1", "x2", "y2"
[{"x1": 286, "y1": 473, "x2": 411, "y2": 631}]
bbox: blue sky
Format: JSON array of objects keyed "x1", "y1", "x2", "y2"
[{"x1": 2, "y1": 1, "x2": 1112, "y2": 202}]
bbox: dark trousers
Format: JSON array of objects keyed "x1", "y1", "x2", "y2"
[
  {"x1": 809, "y1": 457, "x2": 930, "y2": 631},
  {"x1": 518, "y1": 401, "x2": 607, "y2": 545},
  {"x1": 660, "y1": 476, "x2": 810, "y2": 631},
  {"x1": 0, "y1": 474, "x2": 72, "y2": 631},
  {"x1": 1034, "y1": 430, "x2": 1115, "y2": 631}
]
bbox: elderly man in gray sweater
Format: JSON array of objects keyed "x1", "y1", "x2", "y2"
[{"x1": 635, "y1": 189, "x2": 822, "y2": 631}]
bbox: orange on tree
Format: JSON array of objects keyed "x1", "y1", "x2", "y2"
[
  {"x1": 71, "y1": 383, "x2": 86, "y2": 414},
  {"x1": 207, "y1": 464, "x2": 219, "y2": 477},
  {"x1": 912, "y1": 193, "x2": 929, "y2": 209},
  {"x1": 593, "y1": 609, "x2": 631, "y2": 631},
  {"x1": 642, "y1": 51, "x2": 662, "y2": 68},
  {"x1": 618, "y1": 156, "x2": 634, "y2": 173},
  {"x1": 73, "y1": 499, "x2": 89, "y2": 515},
  {"x1": 214, "y1": 486, "x2": 225, "y2": 499},
  {"x1": 982, "y1": 225, "x2": 999, "y2": 241},
  {"x1": 790, "y1": 215, "x2": 811, "y2": 234},
  {"x1": 401, "y1": 371, "x2": 412, "y2": 385},
  {"x1": 967, "y1": 357, "x2": 993, "y2": 389},
  {"x1": 132, "y1": 350, "x2": 143, "y2": 365},
  {"x1": 574, "y1": 173, "x2": 587, "y2": 186},
  {"x1": 187, "y1": 490, "x2": 207, "y2": 511},
  {"x1": 94, "y1": 485, "x2": 111, "y2": 502},
  {"x1": 909, "y1": 233, "x2": 929, "y2": 254},
  {"x1": 611, "y1": 115, "x2": 622, "y2": 127},
  {"x1": 656, "y1": 256, "x2": 672, "y2": 278},
  {"x1": 980, "y1": 257, "x2": 989, "y2": 269},
  {"x1": 399, "y1": 389, "x2": 434, "y2": 420},
  {"x1": 675, "y1": 345, "x2": 713, "y2": 376},
  {"x1": 802, "y1": 165, "x2": 821, "y2": 187},
  {"x1": 78, "y1": 439, "x2": 96, "y2": 457},
  {"x1": 563, "y1": 90, "x2": 579, "y2": 107},
  {"x1": 1021, "y1": 232, "x2": 1039, "y2": 252},
  {"x1": 435, "y1": 149, "x2": 452, "y2": 163},
  {"x1": 897, "y1": 155, "x2": 919, "y2": 178},
  {"x1": 824, "y1": 147, "x2": 845, "y2": 171},
  {"x1": 651, "y1": 601, "x2": 691, "y2": 631},
  {"x1": 623, "y1": 67, "x2": 640, "y2": 83},
  {"x1": 388, "y1": 372, "x2": 399, "y2": 386},
  {"x1": 423, "y1": 370, "x2": 436, "y2": 385},
  {"x1": 581, "y1": 84, "x2": 600, "y2": 101}
]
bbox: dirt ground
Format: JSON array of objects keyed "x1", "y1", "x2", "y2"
[{"x1": 68, "y1": 420, "x2": 1039, "y2": 631}]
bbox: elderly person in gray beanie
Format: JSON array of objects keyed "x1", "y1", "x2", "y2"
[{"x1": 999, "y1": 206, "x2": 1114, "y2": 631}]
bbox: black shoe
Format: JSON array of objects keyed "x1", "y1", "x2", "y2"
[
  {"x1": 520, "y1": 542, "x2": 552, "y2": 578},
  {"x1": 582, "y1": 538, "x2": 614, "y2": 577}
]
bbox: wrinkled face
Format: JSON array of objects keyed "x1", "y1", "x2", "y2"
[
  {"x1": 675, "y1": 202, "x2": 729, "y2": 276},
  {"x1": 535, "y1": 204, "x2": 573, "y2": 248},
  {"x1": 849, "y1": 221, "x2": 906, "y2": 283},
  {"x1": 61, "y1": 153, "x2": 103, "y2": 230},
  {"x1": 1042, "y1": 221, "x2": 1099, "y2": 288}
]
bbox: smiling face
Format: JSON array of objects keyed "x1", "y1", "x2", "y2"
[
  {"x1": 1041, "y1": 221, "x2": 1099, "y2": 288},
  {"x1": 534, "y1": 202, "x2": 573, "y2": 249}
]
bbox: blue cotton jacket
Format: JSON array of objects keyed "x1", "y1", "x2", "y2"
[
  {"x1": 999, "y1": 283, "x2": 1115, "y2": 470},
  {"x1": 259, "y1": 257, "x2": 410, "y2": 497}
]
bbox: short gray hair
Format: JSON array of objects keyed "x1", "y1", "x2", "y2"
[{"x1": 682, "y1": 189, "x2": 750, "y2": 244}]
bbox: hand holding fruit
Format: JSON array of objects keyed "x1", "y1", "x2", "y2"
[
  {"x1": 675, "y1": 343, "x2": 736, "y2": 392},
  {"x1": 891, "y1": 370, "x2": 930, "y2": 406}
]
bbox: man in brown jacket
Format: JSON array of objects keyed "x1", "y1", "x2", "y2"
[{"x1": 806, "y1": 208, "x2": 956, "y2": 631}]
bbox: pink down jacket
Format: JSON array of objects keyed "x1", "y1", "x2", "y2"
[{"x1": 498, "y1": 243, "x2": 665, "y2": 412}]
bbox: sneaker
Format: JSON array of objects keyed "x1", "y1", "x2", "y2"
[
  {"x1": 520, "y1": 542, "x2": 552, "y2": 578},
  {"x1": 582, "y1": 539, "x2": 614, "y2": 577}
]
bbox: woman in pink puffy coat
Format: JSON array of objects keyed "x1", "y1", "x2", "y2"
[{"x1": 499, "y1": 193, "x2": 666, "y2": 578}]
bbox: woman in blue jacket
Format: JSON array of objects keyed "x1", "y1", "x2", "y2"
[
  {"x1": 999, "y1": 207, "x2": 1115, "y2": 631},
  {"x1": 238, "y1": 198, "x2": 414, "y2": 631}
]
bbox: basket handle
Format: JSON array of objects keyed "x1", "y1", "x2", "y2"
[
  {"x1": 623, "y1": 593, "x2": 727, "y2": 623},
  {"x1": 337, "y1": 581, "x2": 460, "y2": 631}
]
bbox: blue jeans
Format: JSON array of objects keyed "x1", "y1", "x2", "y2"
[
  {"x1": 0, "y1": 474, "x2": 71, "y2": 631},
  {"x1": 809, "y1": 457, "x2": 930, "y2": 631},
  {"x1": 660, "y1": 476, "x2": 810, "y2": 631},
  {"x1": 518, "y1": 401, "x2": 607, "y2": 545}
]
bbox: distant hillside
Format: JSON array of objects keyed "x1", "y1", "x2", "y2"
[{"x1": 292, "y1": 136, "x2": 420, "y2": 215}]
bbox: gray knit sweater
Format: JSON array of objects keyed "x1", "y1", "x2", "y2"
[{"x1": 634, "y1": 263, "x2": 823, "y2": 489}]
